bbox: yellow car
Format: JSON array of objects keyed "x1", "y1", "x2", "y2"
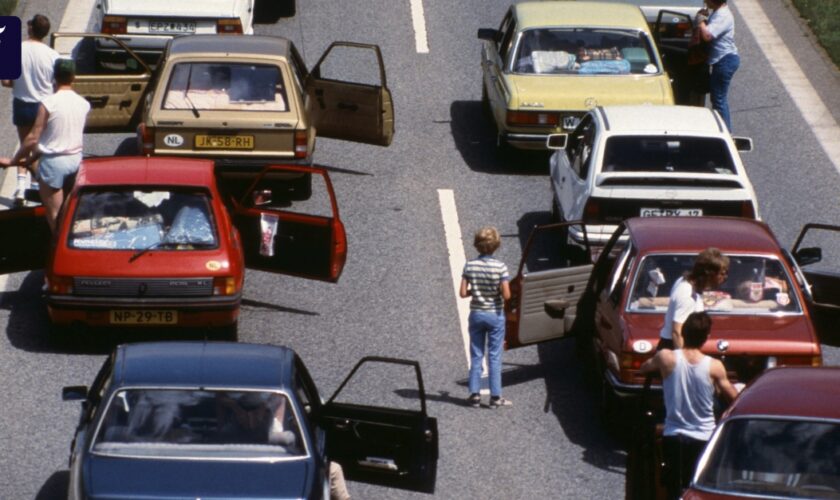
[{"x1": 478, "y1": 1, "x2": 675, "y2": 152}]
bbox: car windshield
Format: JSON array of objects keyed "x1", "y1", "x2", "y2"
[
  {"x1": 628, "y1": 254, "x2": 801, "y2": 314},
  {"x1": 695, "y1": 418, "x2": 840, "y2": 498},
  {"x1": 603, "y1": 136, "x2": 737, "y2": 174},
  {"x1": 163, "y1": 62, "x2": 289, "y2": 112},
  {"x1": 512, "y1": 28, "x2": 658, "y2": 75},
  {"x1": 69, "y1": 189, "x2": 217, "y2": 250},
  {"x1": 93, "y1": 389, "x2": 306, "y2": 459}
]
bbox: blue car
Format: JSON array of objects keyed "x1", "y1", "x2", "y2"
[{"x1": 62, "y1": 342, "x2": 438, "y2": 499}]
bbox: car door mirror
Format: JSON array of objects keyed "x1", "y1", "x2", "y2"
[
  {"x1": 544, "y1": 299, "x2": 570, "y2": 319},
  {"x1": 477, "y1": 28, "x2": 500, "y2": 42},
  {"x1": 795, "y1": 247, "x2": 822, "y2": 266},
  {"x1": 546, "y1": 134, "x2": 568, "y2": 150},
  {"x1": 62, "y1": 385, "x2": 89, "y2": 401},
  {"x1": 732, "y1": 136, "x2": 753, "y2": 152}
]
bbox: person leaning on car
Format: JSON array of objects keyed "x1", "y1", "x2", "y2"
[
  {"x1": 658, "y1": 247, "x2": 729, "y2": 350},
  {"x1": 642, "y1": 312, "x2": 739, "y2": 500}
]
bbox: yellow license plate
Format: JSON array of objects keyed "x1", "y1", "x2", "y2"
[
  {"x1": 110, "y1": 310, "x2": 178, "y2": 325},
  {"x1": 195, "y1": 135, "x2": 254, "y2": 150}
]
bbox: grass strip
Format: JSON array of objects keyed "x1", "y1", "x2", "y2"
[
  {"x1": 0, "y1": 0, "x2": 17, "y2": 16},
  {"x1": 790, "y1": 0, "x2": 840, "y2": 67}
]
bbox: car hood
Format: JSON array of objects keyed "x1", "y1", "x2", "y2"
[
  {"x1": 105, "y1": 0, "x2": 238, "y2": 18},
  {"x1": 506, "y1": 74, "x2": 672, "y2": 109},
  {"x1": 624, "y1": 313, "x2": 820, "y2": 355},
  {"x1": 85, "y1": 456, "x2": 312, "y2": 499}
]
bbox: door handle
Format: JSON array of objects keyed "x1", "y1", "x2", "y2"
[
  {"x1": 119, "y1": 100, "x2": 132, "y2": 110},
  {"x1": 130, "y1": 84, "x2": 141, "y2": 91},
  {"x1": 337, "y1": 102, "x2": 359, "y2": 112},
  {"x1": 334, "y1": 419, "x2": 351, "y2": 431},
  {"x1": 85, "y1": 96, "x2": 108, "y2": 109}
]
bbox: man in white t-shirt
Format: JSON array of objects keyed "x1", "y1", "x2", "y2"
[
  {"x1": 1, "y1": 59, "x2": 90, "y2": 233},
  {"x1": 658, "y1": 247, "x2": 730, "y2": 349},
  {"x1": 1, "y1": 14, "x2": 59, "y2": 205}
]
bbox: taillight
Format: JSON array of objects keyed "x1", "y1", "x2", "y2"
[
  {"x1": 101, "y1": 15, "x2": 127, "y2": 35},
  {"x1": 583, "y1": 199, "x2": 600, "y2": 222},
  {"x1": 213, "y1": 277, "x2": 237, "y2": 296},
  {"x1": 506, "y1": 110, "x2": 559, "y2": 127},
  {"x1": 137, "y1": 123, "x2": 155, "y2": 155},
  {"x1": 216, "y1": 18, "x2": 243, "y2": 34},
  {"x1": 330, "y1": 221, "x2": 347, "y2": 281},
  {"x1": 619, "y1": 352, "x2": 649, "y2": 384},
  {"x1": 49, "y1": 276, "x2": 74, "y2": 295},
  {"x1": 740, "y1": 201, "x2": 756, "y2": 219},
  {"x1": 294, "y1": 131, "x2": 308, "y2": 159}
]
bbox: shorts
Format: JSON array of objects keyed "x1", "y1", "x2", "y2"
[
  {"x1": 12, "y1": 98, "x2": 41, "y2": 127},
  {"x1": 38, "y1": 153, "x2": 81, "y2": 190}
]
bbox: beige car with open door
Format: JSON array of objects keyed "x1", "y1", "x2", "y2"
[{"x1": 51, "y1": 33, "x2": 394, "y2": 189}]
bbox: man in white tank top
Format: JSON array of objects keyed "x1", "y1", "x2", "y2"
[{"x1": 642, "y1": 312, "x2": 738, "y2": 500}]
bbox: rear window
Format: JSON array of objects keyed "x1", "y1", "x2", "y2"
[
  {"x1": 603, "y1": 136, "x2": 737, "y2": 174},
  {"x1": 696, "y1": 418, "x2": 840, "y2": 498},
  {"x1": 513, "y1": 28, "x2": 659, "y2": 75},
  {"x1": 93, "y1": 389, "x2": 306, "y2": 459},
  {"x1": 628, "y1": 254, "x2": 801, "y2": 314},
  {"x1": 163, "y1": 62, "x2": 289, "y2": 112},
  {"x1": 69, "y1": 189, "x2": 217, "y2": 251}
]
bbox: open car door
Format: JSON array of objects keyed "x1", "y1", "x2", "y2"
[
  {"x1": 306, "y1": 42, "x2": 394, "y2": 146},
  {"x1": 505, "y1": 222, "x2": 594, "y2": 349},
  {"x1": 653, "y1": 11, "x2": 695, "y2": 105},
  {"x1": 321, "y1": 357, "x2": 438, "y2": 493},
  {"x1": 231, "y1": 165, "x2": 346, "y2": 282},
  {"x1": 0, "y1": 205, "x2": 50, "y2": 274},
  {"x1": 50, "y1": 33, "x2": 152, "y2": 132},
  {"x1": 791, "y1": 223, "x2": 840, "y2": 343}
]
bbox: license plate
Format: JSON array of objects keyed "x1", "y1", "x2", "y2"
[
  {"x1": 149, "y1": 21, "x2": 197, "y2": 34},
  {"x1": 640, "y1": 208, "x2": 703, "y2": 217},
  {"x1": 195, "y1": 135, "x2": 254, "y2": 150},
  {"x1": 110, "y1": 310, "x2": 178, "y2": 325}
]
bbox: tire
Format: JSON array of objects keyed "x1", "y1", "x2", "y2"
[
  {"x1": 258, "y1": 0, "x2": 295, "y2": 18},
  {"x1": 218, "y1": 322, "x2": 239, "y2": 342}
]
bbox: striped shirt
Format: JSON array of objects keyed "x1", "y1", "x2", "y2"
[{"x1": 463, "y1": 255, "x2": 510, "y2": 311}]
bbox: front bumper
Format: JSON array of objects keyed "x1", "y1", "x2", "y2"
[{"x1": 47, "y1": 293, "x2": 241, "y2": 327}]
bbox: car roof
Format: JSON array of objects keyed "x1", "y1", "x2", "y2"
[
  {"x1": 514, "y1": 1, "x2": 648, "y2": 29},
  {"x1": 168, "y1": 34, "x2": 292, "y2": 58},
  {"x1": 626, "y1": 217, "x2": 781, "y2": 254},
  {"x1": 726, "y1": 367, "x2": 840, "y2": 421},
  {"x1": 596, "y1": 105, "x2": 727, "y2": 134},
  {"x1": 76, "y1": 157, "x2": 216, "y2": 188},
  {"x1": 115, "y1": 342, "x2": 295, "y2": 389}
]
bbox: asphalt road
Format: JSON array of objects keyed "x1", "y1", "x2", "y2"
[{"x1": 1, "y1": 0, "x2": 839, "y2": 498}]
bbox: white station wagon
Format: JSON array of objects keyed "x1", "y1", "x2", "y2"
[
  {"x1": 548, "y1": 105, "x2": 759, "y2": 248},
  {"x1": 94, "y1": 0, "x2": 257, "y2": 68}
]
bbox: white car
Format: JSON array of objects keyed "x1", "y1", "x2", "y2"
[
  {"x1": 548, "y1": 105, "x2": 759, "y2": 248},
  {"x1": 94, "y1": 0, "x2": 256, "y2": 68}
]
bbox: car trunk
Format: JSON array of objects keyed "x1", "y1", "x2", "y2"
[
  {"x1": 508, "y1": 73, "x2": 672, "y2": 110},
  {"x1": 106, "y1": 0, "x2": 238, "y2": 18}
]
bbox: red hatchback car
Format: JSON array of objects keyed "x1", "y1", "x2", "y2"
[
  {"x1": 0, "y1": 157, "x2": 346, "y2": 338},
  {"x1": 503, "y1": 217, "x2": 839, "y2": 420},
  {"x1": 684, "y1": 366, "x2": 840, "y2": 499}
]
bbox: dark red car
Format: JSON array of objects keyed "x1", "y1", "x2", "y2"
[
  {"x1": 504, "y1": 217, "x2": 839, "y2": 420},
  {"x1": 685, "y1": 366, "x2": 840, "y2": 499},
  {"x1": 0, "y1": 157, "x2": 346, "y2": 338}
]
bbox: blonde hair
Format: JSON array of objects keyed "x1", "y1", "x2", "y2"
[
  {"x1": 474, "y1": 226, "x2": 501, "y2": 255},
  {"x1": 688, "y1": 247, "x2": 730, "y2": 290}
]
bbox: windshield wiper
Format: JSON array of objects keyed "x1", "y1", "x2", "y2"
[
  {"x1": 184, "y1": 64, "x2": 200, "y2": 118},
  {"x1": 129, "y1": 241, "x2": 181, "y2": 263}
]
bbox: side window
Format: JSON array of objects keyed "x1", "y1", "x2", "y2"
[
  {"x1": 592, "y1": 225, "x2": 629, "y2": 293},
  {"x1": 293, "y1": 357, "x2": 320, "y2": 432},
  {"x1": 569, "y1": 115, "x2": 595, "y2": 179},
  {"x1": 85, "y1": 354, "x2": 114, "y2": 421},
  {"x1": 498, "y1": 13, "x2": 517, "y2": 62},
  {"x1": 608, "y1": 244, "x2": 636, "y2": 305},
  {"x1": 288, "y1": 45, "x2": 309, "y2": 94}
]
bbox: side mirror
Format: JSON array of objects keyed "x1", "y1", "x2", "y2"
[
  {"x1": 732, "y1": 136, "x2": 753, "y2": 152},
  {"x1": 546, "y1": 134, "x2": 568, "y2": 150},
  {"x1": 795, "y1": 247, "x2": 822, "y2": 266},
  {"x1": 477, "y1": 28, "x2": 500, "y2": 42},
  {"x1": 62, "y1": 385, "x2": 88, "y2": 401},
  {"x1": 544, "y1": 299, "x2": 569, "y2": 319}
]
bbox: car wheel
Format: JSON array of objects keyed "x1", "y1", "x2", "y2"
[
  {"x1": 481, "y1": 83, "x2": 492, "y2": 119},
  {"x1": 257, "y1": 0, "x2": 295, "y2": 19},
  {"x1": 217, "y1": 322, "x2": 239, "y2": 342},
  {"x1": 599, "y1": 377, "x2": 630, "y2": 441}
]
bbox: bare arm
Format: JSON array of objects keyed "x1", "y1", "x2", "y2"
[
  {"x1": 1, "y1": 80, "x2": 12, "y2": 88},
  {"x1": 710, "y1": 359, "x2": 738, "y2": 403},
  {"x1": 500, "y1": 280, "x2": 511, "y2": 302},
  {"x1": 671, "y1": 321, "x2": 685, "y2": 349},
  {"x1": 639, "y1": 355, "x2": 660, "y2": 376},
  {"x1": 459, "y1": 278, "x2": 470, "y2": 298},
  {"x1": 11, "y1": 104, "x2": 47, "y2": 170}
]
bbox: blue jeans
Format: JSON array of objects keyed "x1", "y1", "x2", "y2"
[
  {"x1": 710, "y1": 53, "x2": 740, "y2": 131},
  {"x1": 468, "y1": 310, "x2": 505, "y2": 397}
]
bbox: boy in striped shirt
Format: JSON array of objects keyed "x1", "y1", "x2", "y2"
[{"x1": 460, "y1": 227, "x2": 512, "y2": 408}]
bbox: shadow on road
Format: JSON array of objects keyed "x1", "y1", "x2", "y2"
[
  {"x1": 34, "y1": 470, "x2": 68, "y2": 500},
  {"x1": 449, "y1": 100, "x2": 551, "y2": 175}
]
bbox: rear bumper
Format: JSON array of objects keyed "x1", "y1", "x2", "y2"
[
  {"x1": 500, "y1": 132, "x2": 551, "y2": 150},
  {"x1": 47, "y1": 293, "x2": 240, "y2": 327}
]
